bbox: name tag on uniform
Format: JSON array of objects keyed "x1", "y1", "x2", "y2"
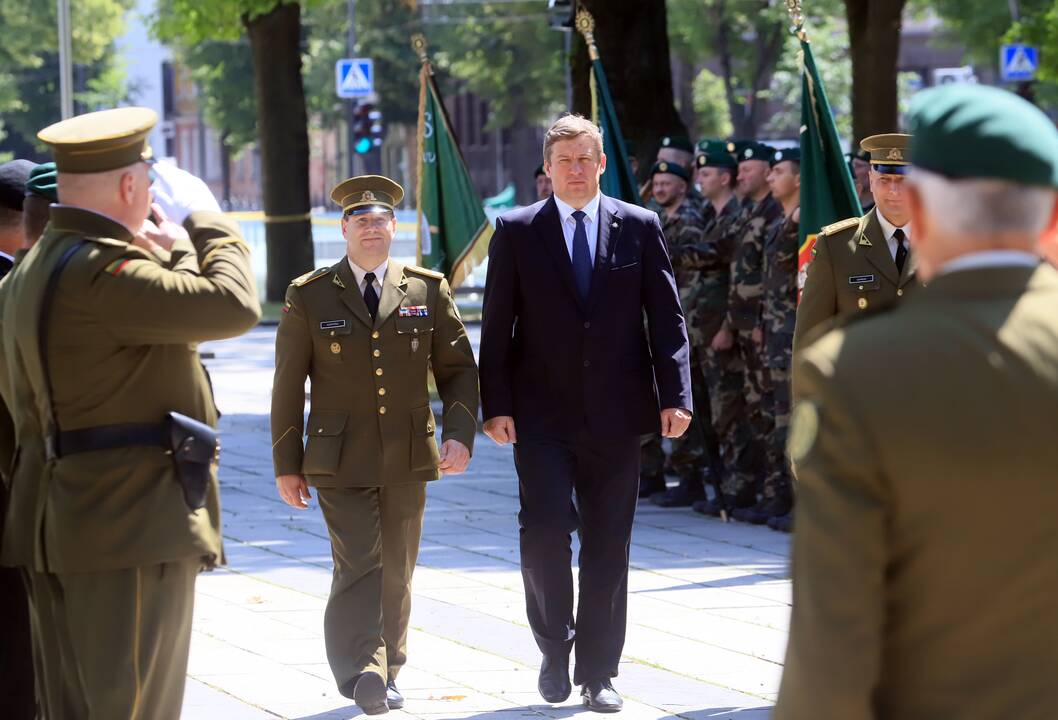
[
  {"x1": 848, "y1": 274, "x2": 875, "y2": 285},
  {"x1": 320, "y1": 320, "x2": 347, "y2": 330},
  {"x1": 398, "y1": 306, "x2": 429, "y2": 317}
]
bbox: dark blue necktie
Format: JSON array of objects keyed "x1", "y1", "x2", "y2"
[
  {"x1": 571, "y1": 210, "x2": 592, "y2": 300},
  {"x1": 363, "y1": 272, "x2": 380, "y2": 319}
]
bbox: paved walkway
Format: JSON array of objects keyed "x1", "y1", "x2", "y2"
[{"x1": 187, "y1": 326, "x2": 788, "y2": 719}]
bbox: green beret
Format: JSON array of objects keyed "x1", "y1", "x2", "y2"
[
  {"x1": 737, "y1": 142, "x2": 776, "y2": 163},
  {"x1": 696, "y1": 139, "x2": 727, "y2": 155},
  {"x1": 650, "y1": 161, "x2": 690, "y2": 183},
  {"x1": 770, "y1": 147, "x2": 801, "y2": 166},
  {"x1": 725, "y1": 139, "x2": 751, "y2": 157},
  {"x1": 695, "y1": 150, "x2": 737, "y2": 170},
  {"x1": 908, "y1": 84, "x2": 1058, "y2": 188},
  {"x1": 25, "y1": 162, "x2": 58, "y2": 202},
  {"x1": 659, "y1": 136, "x2": 694, "y2": 154}
]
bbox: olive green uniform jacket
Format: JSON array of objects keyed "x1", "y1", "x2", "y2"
[
  {"x1": 0, "y1": 207, "x2": 261, "y2": 574},
  {"x1": 778, "y1": 262, "x2": 1058, "y2": 720},
  {"x1": 270, "y1": 259, "x2": 478, "y2": 486},
  {"x1": 793, "y1": 207, "x2": 919, "y2": 354}
]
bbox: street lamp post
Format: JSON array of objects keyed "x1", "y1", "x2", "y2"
[{"x1": 57, "y1": 0, "x2": 74, "y2": 119}]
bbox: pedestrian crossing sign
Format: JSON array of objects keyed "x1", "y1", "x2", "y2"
[
  {"x1": 1000, "y1": 44, "x2": 1038, "y2": 82},
  {"x1": 336, "y1": 58, "x2": 374, "y2": 98}
]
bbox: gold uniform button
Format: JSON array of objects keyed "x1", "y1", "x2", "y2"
[
  {"x1": 330, "y1": 342, "x2": 341, "y2": 354},
  {"x1": 317, "y1": 428, "x2": 323, "y2": 434},
  {"x1": 897, "y1": 288, "x2": 904, "y2": 297},
  {"x1": 858, "y1": 298, "x2": 868, "y2": 310},
  {"x1": 375, "y1": 368, "x2": 383, "y2": 376},
  {"x1": 372, "y1": 331, "x2": 380, "y2": 340},
  {"x1": 858, "y1": 285, "x2": 864, "y2": 291},
  {"x1": 330, "y1": 330, "x2": 336, "y2": 337},
  {"x1": 373, "y1": 349, "x2": 381, "y2": 358},
  {"x1": 379, "y1": 406, "x2": 387, "y2": 415},
  {"x1": 378, "y1": 388, "x2": 386, "y2": 396}
]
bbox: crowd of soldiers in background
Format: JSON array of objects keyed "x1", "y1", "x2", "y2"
[{"x1": 533, "y1": 135, "x2": 876, "y2": 533}]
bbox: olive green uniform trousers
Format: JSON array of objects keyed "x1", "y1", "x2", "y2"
[
  {"x1": 317, "y1": 482, "x2": 426, "y2": 694},
  {"x1": 26, "y1": 557, "x2": 200, "y2": 719}
]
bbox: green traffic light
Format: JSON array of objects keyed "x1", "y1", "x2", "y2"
[{"x1": 354, "y1": 137, "x2": 372, "y2": 154}]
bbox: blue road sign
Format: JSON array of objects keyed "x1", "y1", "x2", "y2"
[
  {"x1": 1000, "y1": 44, "x2": 1038, "y2": 82},
  {"x1": 336, "y1": 58, "x2": 374, "y2": 99}
]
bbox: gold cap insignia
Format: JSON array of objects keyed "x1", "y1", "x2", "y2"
[
  {"x1": 361, "y1": 190, "x2": 375, "y2": 202},
  {"x1": 887, "y1": 148, "x2": 903, "y2": 161},
  {"x1": 727, "y1": 142, "x2": 736, "y2": 152},
  {"x1": 659, "y1": 162, "x2": 669, "y2": 172}
]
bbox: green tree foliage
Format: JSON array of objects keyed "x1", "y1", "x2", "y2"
[
  {"x1": 691, "y1": 68, "x2": 733, "y2": 139},
  {"x1": 0, "y1": 0, "x2": 134, "y2": 148}
]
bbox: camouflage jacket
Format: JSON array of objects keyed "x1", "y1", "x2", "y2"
[
  {"x1": 762, "y1": 212, "x2": 799, "y2": 364},
  {"x1": 667, "y1": 195, "x2": 743, "y2": 345},
  {"x1": 726, "y1": 194, "x2": 783, "y2": 333},
  {"x1": 658, "y1": 199, "x2": 709, "y2": 345}
]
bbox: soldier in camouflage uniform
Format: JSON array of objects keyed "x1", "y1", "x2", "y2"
[
  {"x1": 725, "y1": 143, "x2": 783, "y2": 519},
  {"x1": 671, "y1": 149, "x2": 762, "y2": 518},
  {"x1": 643, "y1": 136, "x2": 704, "y2": 215},
  {"x1": 643, "y1": 161, "x2": 721, "y2": 507},
  {"x1": 733, "y1": 149, "x2": 800, "y2": 528}
]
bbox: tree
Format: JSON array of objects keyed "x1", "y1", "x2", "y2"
[
  {"x1": 668, "y1": 0, "x2": 801, "y2": 140},
  {"x1": 570, "y1": 0, "x2": 686, "y2": 172},
  {"x1": 153, "y1": 0, "x2": 319, "y2": 302},
  {"x1": 692, "y1": 69, "x2": 733, "y2": 140},
  {"x1": 0, "y1": 0, "x2": 134, "y2": 153},
  {"x1": 844, "y1": 0, "x2": 907, "y2": 145}
]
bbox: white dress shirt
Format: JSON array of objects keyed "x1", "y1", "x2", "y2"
[
  {"x1": 553, "y1": 193, "x2": 602, "y2": 264},
  {"x1": 348, "y1": 258, "x2": 387, "y2": 296},
  {"x1": 937, "y1": 250, "x2": 1040, "y2": 277},
  {"x1": 875, "y1": 211, "x2": 912, "y2": 262}
]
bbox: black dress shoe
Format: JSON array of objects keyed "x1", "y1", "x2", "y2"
[
  {"x1": 538, "y1": 654, "x2": 571, "y2": 703},
  {"x1": 386, "y1": 680, "x2": 404, "y2": 710},
  {"x1": 650, "y1": 477, "x2": 706, "y2": 507},
  {"x1": 352, "y1": 671, "x2": 389, "y2": 715},
  {"x1": 733, "y1": 496, "x2": 792, "y2": 525},
  {"x1": 581, "y1": 679, "x2": 623, "y2": 713}
]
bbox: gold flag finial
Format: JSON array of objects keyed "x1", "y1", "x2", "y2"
[
  {"x1": 411, "y1": 33, "x2": 429, "y2": 64},
  {"x1": 785, "y1": 0, "x2": 809, "y2": 41},
  {"x1": 575, "y1": 9, "x2": 600, "y2": 62}
]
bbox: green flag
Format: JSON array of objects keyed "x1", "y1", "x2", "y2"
[
  {"x1": 798, "y1": 35, "x2": 862, "y2": 294},
  {"x1": 415, "y1": 58, "x2": 492, "y2": 288},
  {"x1": 589, "y1": 59, "x2": 639, "y2": 204}
]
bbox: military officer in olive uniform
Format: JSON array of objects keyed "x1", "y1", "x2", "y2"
[
  {"x1": 794, "y1": 133, "x2": 918, "y2": 354},
  {"x1": 271, "y1": 176, "x2": 478, "y2": 715},
  {"x1": 0, "y1": 107, "x2": 261, "y2": 719},
  {"x1": 778, "y1": 83, "x2": 1058, "y2": 720}
]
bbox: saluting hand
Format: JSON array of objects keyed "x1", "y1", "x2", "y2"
[
  {"x1": 438, "y1": 440, "x2": 470, "y2": 475},
  {"x1": 483, "y1": 416, "x2": 517, "y2": 446},
  {"x1": 660, "y1": 408, "x2": 692, "y2": 439},
  {"x1": 135, "y1": 202, "x2": 189, "y2": 253},
  {"x1": 276, "y1": 474, "x2": 312, "y2": 509}
]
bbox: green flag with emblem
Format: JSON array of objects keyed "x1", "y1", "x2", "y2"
[
  {"x1": 413, "y1": 35, "x2": 492, "y2": 288},
  {"x1": 796, "y1": 28, "x2": 862, "y2": 296},
  {"x1": 577, "y1": 11, "x2": 639, "y2": 205}
]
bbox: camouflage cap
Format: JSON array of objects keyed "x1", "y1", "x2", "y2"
[
  {"x1": 331, "y1": 175, "x2": 404, "y2": 215},
  {"x1": 909, "y1": 84, "x2": 1058, "y2": 188},
  {"x1": 37, "y1": 107, "x2": 157, "y2": 174}
]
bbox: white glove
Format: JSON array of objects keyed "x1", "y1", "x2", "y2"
[{"x1": 150, "y1": 160, "x2": 221, "y2": 225}]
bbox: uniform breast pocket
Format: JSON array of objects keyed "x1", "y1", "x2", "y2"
[
  {"x1": 302, "y1": 411, "x2": 348, "y2": 476},
  {"x1": 845, "y1": 274, "x2": 881, "y2": 311},
  {"x1": 317, "y1": 323, "x2": 353, "y2": 362},
  {"x1": 396, "y1": 316, "x2": 434, "y2": 356}
]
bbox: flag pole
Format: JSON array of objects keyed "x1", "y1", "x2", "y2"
[
  {"x1": 412, "y1": 33, "x2": 430, "y2": 267},
  {"x1": 575, "y1": 9, "x2": 600, "y2": 121}
]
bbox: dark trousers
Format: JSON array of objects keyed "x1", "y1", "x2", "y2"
[
  {"x1": 514, "y1": 431, "x2": 640, "y2": 685},
  {"x1": 0, "y1": 565, "x2": 35, "y2": 719}
]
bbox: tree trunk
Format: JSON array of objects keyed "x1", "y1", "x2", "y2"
[
  {"x1": 571, "y1": 0, "x2": 686, "y2": 177},
  {"x1": 245, "y1": 2, "x2": 314, "y2": 302},
  {"x1": 845, "y1": 0, "x2": 907, "y2": 146},
  {"x1": 220, "y1": 130, "x2": 232, "y2": 210}
]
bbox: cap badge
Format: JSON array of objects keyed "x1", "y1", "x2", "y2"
[
  {"x1": 658, "y1": 162, "x2": 669, "y2": 172},
  {"x1": 887, "y1": 149, "x2": 903, "y2": 161},
  {"x1": 361, "y1": 190, "x2": 376, "y2": 202},
  {"x1": 727, "y1": 142, "x2": 736, "y2": 152},
  {"x1": 775, "y1": 151, "x2": 784, "y2": 161},
  {"x1": 745, "y1": 148, "x2": 754, "y2": 159},
  {"x1": 662, "y1": 137, "x2": 671, "y2": 146}
]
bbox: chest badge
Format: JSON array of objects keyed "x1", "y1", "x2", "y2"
[
  {"x1": 330, "y1": 342, "x2": 341, "y2": 354},
  {"x1": 398, "y1": 305, "x2": 429, "y2": 317},
  {"x1": 410, "y1": 337, "x2": 420, "y2": 353},
  {"x1": 848, "y1": 274, "x2": 875, "y2": 285},
  {"x1": 320, "y1": 319, "x2": 347, "y2": 330}
]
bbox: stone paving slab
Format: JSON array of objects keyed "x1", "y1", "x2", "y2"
[{"x1": 182, "y1": 326, "x2": 786, "y2": 718}]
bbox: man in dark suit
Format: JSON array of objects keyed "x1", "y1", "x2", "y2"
[{"x1": 479, "y1": 115, "x2": 692, "y2": 713}]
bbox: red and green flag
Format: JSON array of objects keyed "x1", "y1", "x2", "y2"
[
  {"x1": 797, "y1": 31, "x2": 862, "y2": 297},
  {"x1": 413, "y1": 35, "x2": 492, "y2": 288}
]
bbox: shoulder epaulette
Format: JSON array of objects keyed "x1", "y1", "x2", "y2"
[
  {"x1": 404, "y1": 265, "x2": 445, "y2": 281},
  {"x1": 290, "y1": 267, "x2": 330, "y2": 287},
  {"x1": 820, "y1": 217, "x2": 860, "y2": 236}
]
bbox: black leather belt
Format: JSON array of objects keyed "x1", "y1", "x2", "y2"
[{"x1": 55, "y1": 422, "x2": 169, "y2": 458}]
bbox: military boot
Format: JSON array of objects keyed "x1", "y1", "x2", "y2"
[
  {"x1": 651, "y1": 473, "x2": 707, "y2": 507},
  {"x1": 732, "y1": 495, "x2": 792, "y2": 525},
  {"x1": 692, "y1": 487, "x2": 755, "y2": 518},
  {"x1": 638, "y1": 471, "x2": 667, "y2": 499}
]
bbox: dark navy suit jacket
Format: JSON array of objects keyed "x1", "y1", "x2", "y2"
[{"x1": 479, "y1": 194, "x2": 692, "y2": 440}]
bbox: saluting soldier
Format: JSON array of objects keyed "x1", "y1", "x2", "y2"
[
  {"x1": 271, "y1": 176, "x2": 478, "y2": 715},
  {"x1": 0, "y1": 107, "x2": 261, "y2": 719},
  {"x1": 794, "y1": 133, "x2": 918, "y2": 353}
]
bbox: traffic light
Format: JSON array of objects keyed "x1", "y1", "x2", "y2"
[
  {"x1": 353, "y1": 103, "x2": 373, "y2": 155},
  {"x1": 368, "y1": 106, "x2": 384, "y2": 149}
]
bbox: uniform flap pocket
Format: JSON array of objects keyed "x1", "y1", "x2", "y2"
[
  {"x1": 848, "y1": 274, "x2": 881, "y2": 291},
  {"x1": 411, "y1": 405, "x2": 436, "y2": 436},
  {"x1": 305, "y1": 411, "x2": 348, "y2": 437},
  {"x1": 396, "y1": 316, "x2": 434, "y2": 335},
  {"x1": 318, "y1": 322, "x2": 352, "y2": 336},
  {"x1": 610, "y1": 260, "x2": 639, "y2": 271}
]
